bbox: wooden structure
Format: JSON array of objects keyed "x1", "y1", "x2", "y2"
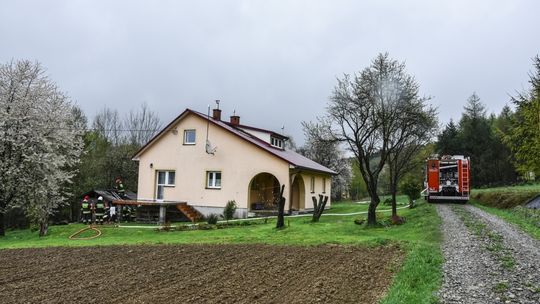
[{"x1": 112, "y1": 200, "x2": 203, "y2": 223}]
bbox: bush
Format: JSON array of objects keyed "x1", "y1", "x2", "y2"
[
  {"x1": 223, "y1": 200, "x2": 237, "y2": 222},
  {"x1": 400, "y1": 178, "x2": 422, "y2": 204},
  {"x1": 206, "y1": 213, "x2": 219, "y2": 225}
]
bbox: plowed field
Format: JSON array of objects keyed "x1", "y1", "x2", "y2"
[{"x1": 0, "y1": 244, "x2": 403, "y2": 304}]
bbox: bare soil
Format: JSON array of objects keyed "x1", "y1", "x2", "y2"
[{"x1": 0, "y1": 244, "x2": 403, "y2": 304}]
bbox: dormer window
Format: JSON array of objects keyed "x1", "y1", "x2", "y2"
[{"x1": 270, "y1": 136, "x2": 284, "y2": 149}]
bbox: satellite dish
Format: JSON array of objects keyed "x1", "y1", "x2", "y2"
[{"x1": 206, "y1": 140, "x2": 217, "y2": 155}]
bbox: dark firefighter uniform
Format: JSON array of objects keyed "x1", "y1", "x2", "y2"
[
  {"x1": 81, "y1": 197, "x2": 92, "y2": 224},
  {"x1": 95, "y1": 197, "x2": 105, "y2": 225},
  {"x1": 116, "y1": 178, "x2": 126, "y2": 198},
  {"x1": 122, "y1": 205, "x2": 132, "y2": 222}
]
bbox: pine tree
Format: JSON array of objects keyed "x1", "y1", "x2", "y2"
[
  {"x1": 436, "y1": 120, "x2": 461, "y2": 155},
  {"x1": 506, "y1": 56, "x2": 540, "y2": 178}
]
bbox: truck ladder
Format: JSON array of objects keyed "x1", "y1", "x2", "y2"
[{"x1": 461, "y1": 161, "x2": 470, "y2": 194}]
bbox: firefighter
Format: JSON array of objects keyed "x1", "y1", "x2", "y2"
[
  {"x1": 121, "y1": 205, "x2": 131, "y2": 222},
  {"x1": 81, "y1": 196, "x2": 91, "y2": 224},
  {"x1": 95, "y1": 196, "x2": 105, "y2": 225},
  {"x1": 94, "y1": 196, "x2": 105, "y2": 225},
  {"x1": 115, "y1": 177, "x2": 126, "y2": 198}
]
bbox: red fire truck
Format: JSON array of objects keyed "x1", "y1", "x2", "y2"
[{"x1": 424, "y1": 155, "x2": 470, "y2": 203}]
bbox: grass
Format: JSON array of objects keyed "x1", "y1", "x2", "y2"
[
  {"x1": 472, "y1": 202, "x2": 540, "y2": 240},
  {"x1": 494, "y1": 282, "x2": 509, "y2": 293},
  {"x1": 0, "y1": 197, "x2": 442, "y2": 304},
  {"x1": 326, "y1": 197, "x2": 409, "y2": 214}
]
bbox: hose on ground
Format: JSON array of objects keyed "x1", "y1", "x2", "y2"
[{"x1": 69, "y1": 226, "x2": 102, "y2": 240}]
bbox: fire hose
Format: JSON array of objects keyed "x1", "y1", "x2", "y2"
[{"x1": 69, "y1": 226, "x2": 102, "y2": 240}]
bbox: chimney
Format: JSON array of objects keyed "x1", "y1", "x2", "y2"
[
  {"x1": 230, "y1": 115, "x2": 240, "y2": 126},
  {"x1": 212, "y1": 108, "x2": 222, "y2": 120}
]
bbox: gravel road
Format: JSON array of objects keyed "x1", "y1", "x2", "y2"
[{"x1": 436, "y1": 204, "x2": 540, "y2": 304}]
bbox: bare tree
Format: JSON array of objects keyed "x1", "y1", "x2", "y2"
[
  {"x1": 386, "y1": 92, "x2": 437, "y2": 220},
  {"x1": 93, "y1": 107, "x2": 123, "y2": 145},
  {"x1": 125, "y1": 103, "x2": 162, "y2": 146},
  {"x1": 299, "y1": 120, "x2": 351, "y2": 201},
  {"x1": 328, "y1": 53, "x2": 427, "y2": 226}
]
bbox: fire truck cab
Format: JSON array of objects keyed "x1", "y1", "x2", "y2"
[{"x1": 424, "y1": 155, "x2": 470, "y2": 203}]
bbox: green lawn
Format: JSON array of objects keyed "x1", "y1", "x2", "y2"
[
  {"x1": 0, "y1": 197, "x2": 442, "y2": 304},
  {"x1": 326, "y1": 196, "x2": 409, "y2": 214}
]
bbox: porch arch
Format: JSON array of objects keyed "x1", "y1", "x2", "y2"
[
  {"x1": 290, "y1": 175, "x2": 306, "y2": 211},
  {"x1": 248, "y1": 172, "x2": 281, "y2": 211}
]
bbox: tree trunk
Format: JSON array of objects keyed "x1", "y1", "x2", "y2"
[
  {"x1": 39, "y1": 221, "x2": 48, "y2": 237},
  {"x1": 312, "y1": 195, "x2": 329, "y2": 222},
  {"x1": 391, "y1": 183, "x2": 398, "y2": 218},
  {"x1": 0, "y1": 212, "x2": 5, "y2": 237},
  {"x1": 367, "y1": 198, "x2": 378, "y2": 226},
  {"x1": 276, "y1": 185, "x2": 286, "y2": 229},
  {"x1": 366, "y1": 178, "x2": 380, "y2": 226}
]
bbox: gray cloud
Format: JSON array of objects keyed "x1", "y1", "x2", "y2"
[{"x1": 1, "y1": 0, "x2": 539, "y2": 144}]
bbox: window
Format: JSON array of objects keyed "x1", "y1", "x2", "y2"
[
  {"x1": 322, "y1": 178, "x2": 326, "y2": 193},
  {"x1": 207, "y1": 171, "x2": 222, "y2": 189},
  {"x1": 156, "y1": 171, "x2": 175, "y2": 200},
  {"x1": 184, "y1": 129, "x2": 196, "y2": 145},
  {"x1": 310, "y1": 176, "x2": 315, "y2": 193},
  {"x1": 270, "y1": 136, "x2": 283, "y2": 149}
]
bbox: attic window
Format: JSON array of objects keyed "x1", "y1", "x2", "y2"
[
  {"x1": 184, "y1": 130, "x2": 196, "y2": 145},
  {"x1": 270, "y1": 136, "x2": 283, "y2": 149}
]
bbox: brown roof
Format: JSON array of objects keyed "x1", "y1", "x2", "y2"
[{"x1": 133, "y1": 109, "x2": 336, "y2": 175}]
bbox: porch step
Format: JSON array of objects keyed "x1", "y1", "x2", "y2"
[{"x1": 176, "y1": 203, "x2": 203, "y2": 223}]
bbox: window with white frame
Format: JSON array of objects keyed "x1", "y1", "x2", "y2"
[
  {"x1": 156, "y1": 171, "x2": 175, "y2": 200},
  {"x1": 310, "y1": 176, "x2": 315, "y2": 193},
  {"x1": 270, "y1": 136, "x2": 283, "y2": 149},
  {"x1": 206, "y1": 171, "x2": 222, "y2": 189},
  {"x1": 184, "y1": 129, "x2": 196, "y2": 145}
]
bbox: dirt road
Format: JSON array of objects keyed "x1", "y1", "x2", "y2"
[
  {"x1": 0, "y1": 244, "x2": 403, "y2": 304},
  {"x1": 436, "y1": 204, "x2": 540, "y2": 304}
]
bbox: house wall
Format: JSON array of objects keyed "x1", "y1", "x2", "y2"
[
  {"x1": 136, "y1": 114, "x2": 291, "y2": 218},
  {"x1": 299, "y1": 172, "x2": 332, "y2": 210}
]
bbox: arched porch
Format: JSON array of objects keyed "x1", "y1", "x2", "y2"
[
  {"x1": 248, "y1": 172, "x2": 281, "y2": 212},
  {"x1": 290, "y1": 175, "x2": 305, "y2": 211}
]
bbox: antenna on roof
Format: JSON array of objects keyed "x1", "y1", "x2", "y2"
[
  {"x1": 281, "y1": 124, "x2": 285, "y2": 135},
  {"x1": 215, "y1": 99, "x2": 220, "y2": 109},
  {"x1": 206, "y1": 104, "x2": 217, "y2": 155}
]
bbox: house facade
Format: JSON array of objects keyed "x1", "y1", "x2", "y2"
[{"x1": 133, "y1": 107, "x2": 336, "y2": 218}]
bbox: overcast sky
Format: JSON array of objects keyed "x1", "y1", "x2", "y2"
[{"x1": 1, "y1": 0, "x2": 539, "y2": 144}]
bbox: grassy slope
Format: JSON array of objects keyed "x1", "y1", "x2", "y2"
[{"x1": 0, "y1": 196, "x2": 442, "y2": 304}]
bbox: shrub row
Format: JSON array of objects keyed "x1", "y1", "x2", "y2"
[{"x1": 156, "y1": 219, "x2": 268, "y2": 232}]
